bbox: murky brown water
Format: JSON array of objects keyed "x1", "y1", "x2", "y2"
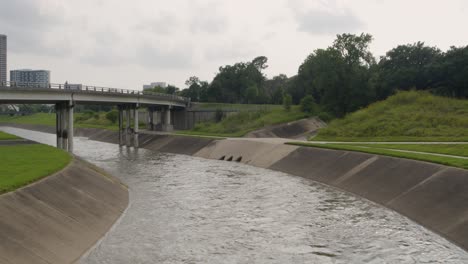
[{"x1": 2, "y1": 126, "x2": 468, "y2": 263}]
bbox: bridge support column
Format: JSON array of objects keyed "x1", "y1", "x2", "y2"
[
  {"x1": 55, "y1": 103, "x2": 63, "y2": 149},
  {"x1": 162, "y1": 106, "x2": 174, "y2": 132},
  {"x1": 118, "y1": 105, "x2": 124, "y2": 146},
  {"x1": 68, "y1": 100, "x2": 74, "y2": 153},
  {"x1": 125, "y1": 105, "x2": 131, "y2": 147},
  {"x1": 148, "y1": 107, "x2": 155, "y2": 131},
  {"x1": 134, "y1": 104, "x2": 139, "y2": 148},
  {"x1": 62, "y1": 105, "x2": 68, "y2": 151}
]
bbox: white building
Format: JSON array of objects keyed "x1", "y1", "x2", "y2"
[
  {"x1": 10, "y1": 69, "x2": 51, "y2": 88},
  {"x1": 143, "y1": 82, "x2": 167, "y2": 90},
  {"x1": 0, "y1": 35, "x2": 6, "y2": 84}
]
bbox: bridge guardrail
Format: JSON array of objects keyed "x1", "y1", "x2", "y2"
[{"x1": 0, "y1": 81, "x2": 190, "y2": 104}]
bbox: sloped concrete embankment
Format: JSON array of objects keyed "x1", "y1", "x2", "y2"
[
  {"x1": 244, "y1": 117, "x2": 326, "y2": 139},
  {"x1": 195, "y1": 139, "x2": 468, "y2": 251},
  {"x1": 0, "y1": 159, "x2": 129, "y2": 264}
]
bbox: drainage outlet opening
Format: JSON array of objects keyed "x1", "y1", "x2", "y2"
[
  {"x1": 235, "y1": 157, "x2": 242, "y2": 162},
  {"x1": 227, "y1": 156, "x2": 233, "y2": 161}
]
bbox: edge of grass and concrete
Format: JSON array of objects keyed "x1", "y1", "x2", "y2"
[{"x1": 288, "y1": 142, "x2": 468, "y2": 170}]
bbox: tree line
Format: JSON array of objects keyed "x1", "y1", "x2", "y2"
[{"x1": 146, "y1": 33, "x2": 468, "y2": 117}]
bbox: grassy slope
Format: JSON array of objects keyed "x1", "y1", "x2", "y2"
[
  {"x1": 314, "y1": 91, "x2": 468, "y2": 142},
  {"x1": 191, "y1": 103, "x2": 282, "y2": 111},
  {"x1": 179, "y1": 105, "x2": 307, "y2": 137},
  {"x1": 0, "y1": 144, "x2": 71, "y2": 193},
  {"x1": 289, "y1": 142, "x2": 468, "y2": 170},
  {"x1": 0, "y1": 131, "x2": 19, "y2": 140},
  {"x1": 0, "y1": 113, "x2": 118, "y2": 130}
]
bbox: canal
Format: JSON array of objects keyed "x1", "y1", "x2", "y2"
[{"x1": 2, "y1": 127, "x2": 468, "y2": 263}]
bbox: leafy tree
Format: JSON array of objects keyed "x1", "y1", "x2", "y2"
[
  {"x1": 283, "y1": 94, "x2": 292, "y2": 111},
  {"x1": 300, "y1": 95, "x2": 317, "y2": 113},
  {"x1": 376, "y1": 42, "x2": 442, "y2": 99}
]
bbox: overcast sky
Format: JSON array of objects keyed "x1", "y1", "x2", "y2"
[{"x1": 1, "y1": 0, "x2": 467, "y2": 90}]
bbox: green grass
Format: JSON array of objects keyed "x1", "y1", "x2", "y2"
[
  {"x1": 0, "y1": 131, "x2": 19, "y2": 140},
  {"x1": 314, "y1": 91, "x2": 468, "y2": 142},
  {"x1": 191, "y1": 103, "x2": 282, "y2": 111},
  {"x1": 0, "y1": 113, "x2": 118, "y2": 130},
  {"x1": 338, "y1": 144, "x2": 468, "y2": 157},
  {"x1": 0, "y1": 144, "x2": 72, "y2": 193},
  {"x1": 289, "y1": 142, "x2": 468, "y2": 169},
  {"x1": 180, "y1": 105, "x2": 308, "y2": 137}
]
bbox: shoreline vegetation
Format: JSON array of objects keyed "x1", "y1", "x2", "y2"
[{"x1": 0, "y1": 131, "x2": 71, "y2": 194}]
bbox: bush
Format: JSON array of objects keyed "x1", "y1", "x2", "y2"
[
  {"x1": 105, "y1": 110, "x2": 118, "y2": 123},
  {"x1": 283, "y1": 94, "x2": 292, "y2": 111},
  {"x1": 75, "y1": 110, "x2": 95, "y2": 122},
  {"x1": 214, "y1": 108, "x2": 224, "y2": 122},
  {"x1": 300, "y1": 95, "x2": 317, "y2": 113},
  {"x1": 317, "y1": 112, "x2": 334, "y2": 123}
]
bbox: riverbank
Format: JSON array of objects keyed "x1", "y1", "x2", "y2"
[
  {"x1": 0, "y1": 131, "x2": 71, "y2": 194},
  {"x1": 0, "y1": 153, "x2": 129, "y2": 263},
  {"x1": 3, "y1": 124, "x2": 468, "y2": 252}
]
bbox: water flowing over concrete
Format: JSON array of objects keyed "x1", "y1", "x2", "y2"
[{"x1": 2, "y1": 127, "x2": 468, "y2": 263}]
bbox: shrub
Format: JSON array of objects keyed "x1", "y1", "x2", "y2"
[
  {"x1": 105, "y1": 110, "x2": 118, "y2": 123},
  {"x1": 317, "y1": 112, "x2": 334, "y2": 123},
  {"x1": 300, "y1": 95, "x2": 317, "y2": 113},
  {"x1": 214, "y1": 108, "x2": 224, "y2": 122},
  {"x1": 283, "y1": 94, "x2": 292, "y2": 111}
]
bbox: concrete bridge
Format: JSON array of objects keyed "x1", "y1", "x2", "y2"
[{"x1": 0, "y1": 81, "x2": 190, "y2": 152}]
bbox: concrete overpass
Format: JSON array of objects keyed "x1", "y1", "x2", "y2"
[{"x1": 0, "y1": 81, "x2": 191, "y2": 152}]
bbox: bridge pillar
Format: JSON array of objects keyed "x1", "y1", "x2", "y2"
[
  {"x1": 61, "y1": 104, "x2": 68, "y2": 151},
  {"x1": 148, "y1": 107, "x2": 155, "y2": 131},
  {"x1": 125, "y1": 105, "x2": 131, "y2": 147},
  {"x1": 162, "y1": 106, "x2": 174, "y2": 132},
  {"x1": 134, "y1": 104, "x2": 139, "y2": 148},
  {"x1": 118, "y1": 105, "x2": 124, "y2": 146},
  {"x1": 55, "y1": 103, "x2": 63, "y2": 149},
  {"x1": 68, "y1": 100, "x2": 74, "y2": 153}
]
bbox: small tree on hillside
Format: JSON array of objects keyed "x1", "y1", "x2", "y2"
[
  {"x1": 283, "y1": 94, "x2": 292, "y2": 111},
  {"x1": 300, "y1": 95, "x2": 317, "y2": 113}
]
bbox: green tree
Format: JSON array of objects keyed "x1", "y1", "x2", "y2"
[
  {"x1": 283, "y1": 94, "x2": 292, "y2": 111},
  {"x1": 376, "y1": 42, "x2": 442, "y2": 99},
  {"x1": 300, "y1": 95, "x2": 317, "y2": 113}
]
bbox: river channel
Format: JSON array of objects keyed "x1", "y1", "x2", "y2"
[{"x1": 2, "y1": 127, "x2": 468, "y2": 263}]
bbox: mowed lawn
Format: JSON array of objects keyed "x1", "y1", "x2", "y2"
[
  {"x1": 0, "y1": 131, "x2": 19, "y2": 140},
  {"x1": 0, "y1": 144, "x2": 71, "y2": 194},
  {"x1": 289, "y1": 142, "x2": 468, "y2": 170}
]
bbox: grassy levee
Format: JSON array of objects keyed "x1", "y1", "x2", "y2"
[
  {"x1": 191, "y1": 102, "x2": 282, "y2": 111},
  {"x1": 179, "y1": 105, "x2": 307, "y2": 137},
  {"x1": 314, "y1": 91, "x2": 468, "y2": 142},
  {"x1": 0, "y1": 138, "x2": 71, "y2": 194},
  {"x1": 0, "y1": 131, "x2": 20, "y2": 140},
  {"x1": 0, "y1": 112, "x2": 119, "y2": 130},
  {"x1": 289, "y1": 142, "x2": 468, "y2": 169}
]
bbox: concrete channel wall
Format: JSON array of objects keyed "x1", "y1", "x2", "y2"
[
  {"x1": 0, "y1": 158, "x2": 129, "y2": 264},
  {"x1": 3, "y1": 123, "x2": 468, "y2": 251}
]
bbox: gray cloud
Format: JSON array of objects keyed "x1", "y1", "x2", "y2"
[
  {"x1": 295, "y1": 8, "x2": 364, "y2": 35},
  {"x1": 136, "y1": 44, "x2": 194, "y2": 69},
  {"x1": 133, "y1": 13, "x2": 180, "y2": 35},
  {"x1": 188, "y1": 2, "x2": 228, "y2": 34},
  {"x1": 0, "y1": 0, "x2": 68, "y2": 55}
]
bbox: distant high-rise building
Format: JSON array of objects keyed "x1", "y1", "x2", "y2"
[
  {"x1": 10, "y1": 69, "x2": 51, "y2": 88},
  {"x1": 0, "y1": 34, "x2": 6, "y2": 84},
  {"x1": 143, "y1": 82, "x2": 167, "y2": 90}
]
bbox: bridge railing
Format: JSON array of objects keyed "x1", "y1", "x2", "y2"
[{"x1": 0, "y1": 81, "x2": 190, "y2": 104}]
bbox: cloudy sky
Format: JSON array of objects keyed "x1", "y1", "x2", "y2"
[{"x1": 1, "y1": 0, "x2": 467, "y2": 90}]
